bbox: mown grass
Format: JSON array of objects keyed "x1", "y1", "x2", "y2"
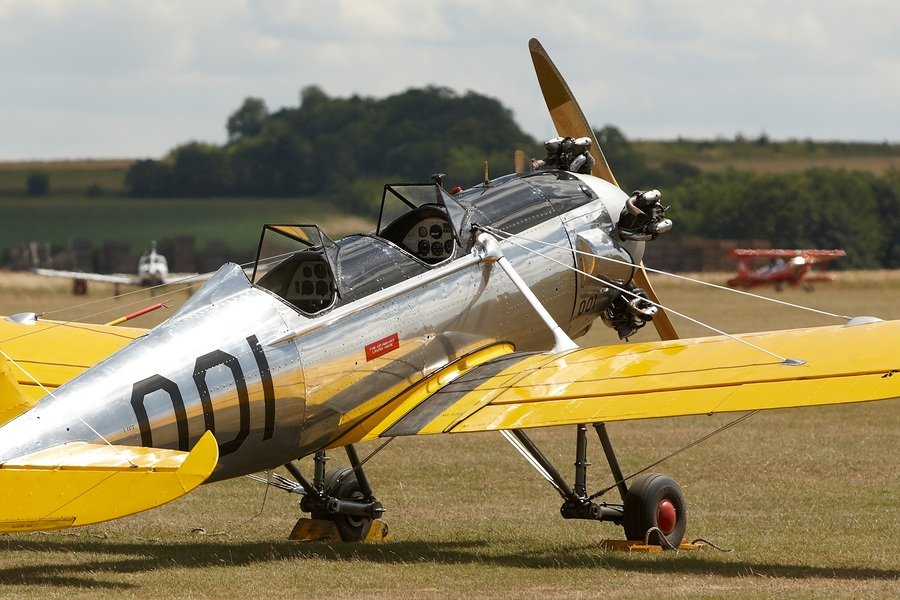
[{"x1": 0, "y1": 273, "x2": 898, "y2": 598}]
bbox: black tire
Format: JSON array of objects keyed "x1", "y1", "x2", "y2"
[
  {"x1": 622, "y1": 473, "x2": 686, "y2": 548},
  {"x1": 311, "y1": 467, "x2": 372, "y2": 542}
]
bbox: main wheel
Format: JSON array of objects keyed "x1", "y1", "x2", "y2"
[
  {"x1": 622, "y1": 473, "x2": 686, "y2": 548},
  {"x1": 311, "y1": 467, "x2": 373, "y2": 542}
]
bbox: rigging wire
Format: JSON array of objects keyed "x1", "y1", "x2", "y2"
[
  {"x1": 0, "y1": 345, "x2": 136, "y2": 465},
  {"x1": 34, "y1": 251, "x2": 267, "y2": 324},
  {"x1": 198, "y1": 471, "x2": 275, "y2": 537},
  {"x1": 246, "y1": 440, "x2": 397, "y2": 494},
  {"x1": 477, "y1": 224, "x2": 795, "y2": 364},
  {"x1": 0, "y1": 255, "x2": 286, "y2": 462},
  {"x1": 4, "y1": 213, "x2": 839, "y2": 505},
  {"x1": 38, "y1": 273, "x2": 208, "y2": 319},
  {"x1": 223, "y1": 470, "x2": 273, "y2": 533},
  {"x1": 0, "y1": 269, "x2": 227, "y2": 458},
  {"x1": 332, "y1": 438, "x2": 395, "y2": 488},
  {"x1": 482, "y1": 225, "x2": 851, "y2": 321},
  {"x1": 2, "y1": 253, "x2": 265, "y2": 346},
  {"x1": 0, "y1": 284, "x2": 192, "y2": 347},
  {"x1": 476, "y1": 223, "x2": 827, "y2": 496},
  {"x1": 587, "y1": 411, "x2": 759, "y2": 501}
]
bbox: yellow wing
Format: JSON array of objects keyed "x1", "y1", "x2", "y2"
[
  {"x1": 336, "y1": 319, "x2": 900, "y2": 441},
  {"x1": 0, "y1": 317, "x2": 144, "y2": 424}
]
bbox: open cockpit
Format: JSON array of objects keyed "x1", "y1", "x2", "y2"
[{"x1": 251, "y1": 183, "x2": 465, "y2": 316}]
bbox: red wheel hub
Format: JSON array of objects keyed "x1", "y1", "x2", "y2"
[{"x1": 657, "y1": 499, "x2": 676, "y2": 534}]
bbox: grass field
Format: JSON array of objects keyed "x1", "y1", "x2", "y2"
[
  {"x1": 0, "y1": 159, "x2": 374, "y2": 261},
  {"x1": 0, "y1": 272, "x2": 898, "y2": 598},
  {"x1": 691, "y1": 155, "x2": 900, "y2": 175},
  {"x1": 0, "y1": 159, "x2": 131, "y2": 196}
]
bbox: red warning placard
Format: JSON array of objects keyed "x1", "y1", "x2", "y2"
[{"x1": 365, "y1": 332, "x2": 399, "y2": 361}]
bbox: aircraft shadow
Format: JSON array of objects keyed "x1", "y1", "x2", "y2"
[{"x1": 1, "y1": 536, "x2": 898, "y2": 590}]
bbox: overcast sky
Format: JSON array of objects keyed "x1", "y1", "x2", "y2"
[{"x1": 2, "y1": 0, "x2": 898, "y2": 161}]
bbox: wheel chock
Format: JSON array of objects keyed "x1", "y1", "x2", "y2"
[
  {"x1": 289, "y1": 518, "x2": 390, "y2": 543},
  {"x1": 364, "y1": 519, "x2": 390, "y2": 542},
  {"x1": 289, "y1": 517, "x2": 342, "y2": 542},
  {"x1": 599, "y1": 539, "x2": 705, "y2": 553}
]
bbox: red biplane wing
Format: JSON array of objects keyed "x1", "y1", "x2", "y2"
[{"x1": 729, "y1": 249, "x2": 846, "y2": 264}]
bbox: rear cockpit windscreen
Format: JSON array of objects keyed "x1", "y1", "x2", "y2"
[{"x1": 376, "y1": 184, "x2": 466, "y2": 265}]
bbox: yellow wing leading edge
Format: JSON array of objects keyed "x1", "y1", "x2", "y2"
[{"x1": 359, "y1": 320, "x2": 900, "y2": 438}]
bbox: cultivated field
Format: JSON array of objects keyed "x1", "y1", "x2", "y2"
[
  {"x1": 0, "y1": 271, "x2": 898, "y2": 598},
  {"x1": 691, "y1": 155, "x2": 900, "y2": 175},
  {"x1": 0, "y1": 195, "x2": 373, "y2": 261}
]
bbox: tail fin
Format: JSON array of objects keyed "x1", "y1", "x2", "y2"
[{"x1": 0, "y1": 431, "x2": 218, "y2": 533}]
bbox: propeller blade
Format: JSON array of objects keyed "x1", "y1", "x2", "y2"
[
  {"x1": 529, "y1": 38, "x2": 679, "y2": 341},
  {"x1": 528, "y1": 38, "x2": 618, "y2": 187},
  {"x1": 633, "y1": 266, "x2": 679, "y2": 341}
]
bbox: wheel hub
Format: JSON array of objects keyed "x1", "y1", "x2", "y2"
[{"x1": 657, "y1": 499, "x2": 676, "y2": 534}]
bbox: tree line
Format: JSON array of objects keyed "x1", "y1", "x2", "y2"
[
  {"x1": 125, "y1": 86, "x2": 539, "y2": 214},
  {"x1": 124, "y1": 87, "x2": 900, "y2": 269},
  {"x1": 598, "y1": 131, "x2": 900, "y2": 269}
]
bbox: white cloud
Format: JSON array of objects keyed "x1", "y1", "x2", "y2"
[{"x1": 1, "y1": 0, "x2": 898, "y2": 159}]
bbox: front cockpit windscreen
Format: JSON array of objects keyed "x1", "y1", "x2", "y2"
[
  {"x1": 376, "y1": 184, "x2": 466, "y2": 265},
  {"x1": 252, "y1": 225, "x2": 338, "y2": 315}
]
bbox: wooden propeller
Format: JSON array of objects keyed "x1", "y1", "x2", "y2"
[{"x1": 528, "y1": 38, "x2": 679, "y2": 341}]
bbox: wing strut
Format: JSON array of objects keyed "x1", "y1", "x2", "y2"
[
  {"x1": 477, "y1": 231, "x2": 577, "y2": 352},
  {"x1": 594, "y1": 423, "x2": 629, "y2": 502},
  {"x1": 500, "y1": 430, "x2": 567, "y2": 496},
  {"x1": 499, "y1": 427, "x2": 624, "y2": 522}
]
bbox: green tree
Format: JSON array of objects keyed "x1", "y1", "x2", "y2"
[
  {"x1": 664, "y1": 168, "x2": 897, "y2": 269},
  {"x1": 168, "y1": 142, "x2": 230, "y2": 197},
  {"x1": 226, "y1": 97, "x2": 269, "y2": 142},
  {"x1": 125, "y1": 159, "x2": 173, "y2": 197},
  {"x1": 874, "y1": 169, "x2": 900, "y2": 267}
]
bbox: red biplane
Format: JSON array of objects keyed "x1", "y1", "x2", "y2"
[{"x1": 727, "y1": 249, "x2": 846, "y2": 291}]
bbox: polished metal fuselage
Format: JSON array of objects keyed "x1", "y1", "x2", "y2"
[{"x1": 0, "y1": 173, "x2": 638, "y2": 481}]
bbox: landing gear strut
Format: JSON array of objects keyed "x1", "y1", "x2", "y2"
[
  {"x1": 503, "y1": 423, "x2": 687, "y2": 548},
  {"x1": 307, "y1": 466, "x2": 376, "y2": 541},
  {"x1": 284, "y1": 445, "x2": 387, "y2": 542}
]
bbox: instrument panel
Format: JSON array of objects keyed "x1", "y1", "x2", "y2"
[
  {"x1": 282, "y1": 258, "x2": 335, "y2": 314},
  {"x1": 400, "y1": 216, "x2": 455, "y2": 264}
]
